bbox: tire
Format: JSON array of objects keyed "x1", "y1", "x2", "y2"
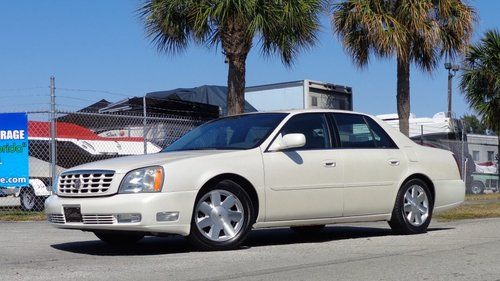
[
  {"x1": 94, "y1": 231, "x2": 145, "y2": 245},
  {"x1": 20, "y1": 187, "x2": 45, "y2": 212},
  {"x1": 188, "y1": 180, "x2": 254, "y2": 250},
  {"x1": 468, "y1": 181, "x2": 484, "y2": 195},
  {"x1": 388, "y1": 178, "x2": 433, "y2": 235},
  {"x1": 291, "y1": 225, "x2": 325, "y2": 234}
]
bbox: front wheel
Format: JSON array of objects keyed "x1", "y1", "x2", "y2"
[
  {"x1": 188, "y1": 180, "x2": 254, "y2": 250},
  {"x1": 388, "y1": 179, "x2": 433, "y2": 235}
]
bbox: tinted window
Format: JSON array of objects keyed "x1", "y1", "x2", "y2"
[
  {"x1": 334, "y1": 113, "x2": 375, "y2": 148},
  {"x1": 333, "y1": 113, "x2": 398, "y2": 149},
  {"x1": 163, "y1": 113, "x2": 286, "y2": 152},
  {"x1": 364, "y1": 117, "x2": 398, "y2": 148},
  {"x1": 280, "y1": 114, "x2": 331, "y2": 149}
]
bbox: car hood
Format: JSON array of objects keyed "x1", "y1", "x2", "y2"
[{"x1": 63, "y1": 150, "x2": 239, "y2": 174}]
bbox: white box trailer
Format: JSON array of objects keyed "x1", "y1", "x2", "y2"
[{"x1": 245, "y1": 80, "x2": 353, "y2": 111}]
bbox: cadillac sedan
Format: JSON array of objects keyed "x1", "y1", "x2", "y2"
[{"x1": 45, "y1": 110, "x2": 465, "y2": 250}]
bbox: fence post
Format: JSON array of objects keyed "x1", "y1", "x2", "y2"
[
  {"x1": 461, "y1": 119, "x2": 467, "y2": 183},
  {"x1": 50, "y1": 76, "x2": 57, "y2": 192},
  {"x1": 143, "y1": 96, "x2": 147, "y2": 154}
]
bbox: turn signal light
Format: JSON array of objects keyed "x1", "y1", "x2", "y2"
[{"x1": 154, "y1": 168, "x2": 163, "y2": 192}]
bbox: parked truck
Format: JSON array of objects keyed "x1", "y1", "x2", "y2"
[{"x1": 245, "y1": 80, "x2": 353, "y2": 112}]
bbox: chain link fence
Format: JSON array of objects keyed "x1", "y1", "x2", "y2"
[
  {"x1": 0, "y1": 109, "x2": 211, "y2": 215},
  {"x1": 1, "y1": 98, "x2": 498, "y2": 217},
  {"x1": 405, "y1": 123, "x2": 499, "y2": 195}
]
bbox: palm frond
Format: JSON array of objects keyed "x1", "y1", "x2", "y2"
[
  {"x1": 460, "y1": 29, "x2": 500, "y2": 133},
  {"x1": 331, "y1": 0, "x2": 475, "y2": 71}
]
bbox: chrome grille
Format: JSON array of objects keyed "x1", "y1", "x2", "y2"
[
  {"x1": 82, "y1": 214, "x2": 116, "y2": 225},
  {"x1": 58, "y1": 170, "x2": 115, "y2": 196},
  {"x1": 48, "y1": 214, "x2": 65, "y2": 224}
]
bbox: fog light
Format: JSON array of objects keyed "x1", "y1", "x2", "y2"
[
  {"x1": 156, "y1": 211, "x2": 179, "y2": 222},
  {"x1": 116, "y1": 213, "x2": 142, "y2": 223}
]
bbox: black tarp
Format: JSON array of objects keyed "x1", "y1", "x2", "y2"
[
  {"x1": 147, "y1": 85, "x2": 257, "y2": 116},
  {"x1": 99, "y1": 97, "x2": 220, "y2": 118},
  {"x1": 56, "y1": 99, "x2": 120, "y2": 131},
  {"x1": 56, "y1": 97, "x2": 219, "y2": 132}
]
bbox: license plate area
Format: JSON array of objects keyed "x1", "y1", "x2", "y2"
[{"x1": 64, "y1": 206, "x2": 82, "y2": 223}]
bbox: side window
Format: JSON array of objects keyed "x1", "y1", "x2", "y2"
[
  {"x1": 333, "y1": 113, "x2": 375, "y2": 148},
  {"x1": 364, "y1": 117, "x2": 398, "y2": 148},
  {"x1": 472, "y1": 151, "x2": 479, "y2": 162},
  {"x1": 280, "y1": 114, "x2": 331, "y2": 149}
]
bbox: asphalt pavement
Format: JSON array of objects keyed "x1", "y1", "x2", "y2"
[{"x1": 1, "y1": 218, "x2": 500, "y2": 281}]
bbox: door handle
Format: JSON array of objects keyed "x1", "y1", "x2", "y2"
[
  {"x1": 388, "y1": 159, "x2": 400, "y2": 166},
  {"x1": 323, "y1": 161, "x2": 336, "y2": 167}
]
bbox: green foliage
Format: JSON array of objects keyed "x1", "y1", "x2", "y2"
[
  {"x1": 139, "y1": 0, "x2": 323, "y2": 115},
  {"x1": 461, "y1": 114, "x2": 487, "y2": 134},
  {"x1": 138, "y1": 0, "x2": 322, "y2": 65},
  {"x1": 460, "y1": 29, "x2": 500, "y2": 136},
  {"x1": 331, "y1": 0, "x2": 475, "y2": 69}
]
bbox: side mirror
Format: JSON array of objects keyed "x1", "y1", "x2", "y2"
[{"x1": 268, "y1": 133, "x2": 306, "y2": 151}]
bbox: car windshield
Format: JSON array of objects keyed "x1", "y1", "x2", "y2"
[{"x1": 162, "y1": 113, "x2": 287, "y2": 152}]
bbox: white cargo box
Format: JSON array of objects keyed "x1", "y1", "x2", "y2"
[{"x1": 245, "y1": 80, "x2": 352, "y2": 112}]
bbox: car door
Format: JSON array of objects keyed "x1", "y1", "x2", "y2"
[
  {"x1": 331, "y1": 113, "x2": 406, "y2": 216},
  {"x1": 262, "y1": 113, "x2": 344, "y2": 221}
]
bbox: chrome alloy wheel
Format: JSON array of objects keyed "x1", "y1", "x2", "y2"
[
  {"x1": 195, "y1": 189, "x2": 245, "y2": 242},
  {"x1": 403, "y1": 185, "x2": 429, "y2": 227}
]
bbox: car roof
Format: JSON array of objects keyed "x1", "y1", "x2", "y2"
[{"x1": 244, "y1": 109, "x2": 369, "y2": 116}]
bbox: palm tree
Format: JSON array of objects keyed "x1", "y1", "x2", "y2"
[
  {"x1": 460, "y1": 29, "x2": 500, "y2": 166},
  {"x1": 139, "y1": 0, "x2": 322, "y2": 115},
  {"x1": 331, "y1": 0, "x2": 475, "y2": 136}
]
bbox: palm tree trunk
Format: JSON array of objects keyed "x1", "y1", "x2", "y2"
[
  {"x1": 227, "y1": 55, "x2": 246, "y2": 116},
  {"x1": 222, "y1": 16, "x2": 251, "y2": 116},
  {"x1": 397, "y1": 55, "x2": 411, "y2": 136}
]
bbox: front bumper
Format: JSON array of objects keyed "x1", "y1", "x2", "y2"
[{"x1": 44, "y1": 191, "x2": 197, "y2": 236}]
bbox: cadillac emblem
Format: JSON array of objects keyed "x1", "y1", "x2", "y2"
[{"x1": 74, "y1": 179, "x2": 81, "y2": 189}]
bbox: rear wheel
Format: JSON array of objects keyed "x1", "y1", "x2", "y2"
[
  {"x1": 468, "y1": 181, "x2": 484, "y2": 195},
  {"x1": 291, "y1": 225, "x2": 325, "y2": 234},
  {"x1": 20, "y1": 187, "x2": 45, "y2": 212},
  {"x1": 94, "y1": 231, "x2": 145, "y2": 245},
  {"x1": 188, "y1": 180, "x2": 254, "y2": 250},
  {"x1": 389, "y1": 178, "x2": 433, "y2": 235}
]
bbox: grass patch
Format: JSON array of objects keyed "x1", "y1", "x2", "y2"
[
  {"x1": 0, "y1": 208, "x2": 46, "y2": 222},
  {"x1": 465, "y1": 193, "x2": 500, "y2": 201},
  {"x1": 436, "y1": 202, "x2": 500, "y2": 221}
]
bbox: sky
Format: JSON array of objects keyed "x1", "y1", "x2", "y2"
[{"x1": 0, "y1": 0, "x2": 498, "y2": 118}]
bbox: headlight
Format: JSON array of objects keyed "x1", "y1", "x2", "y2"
[{"x1": 119, "y1": 166, "x2": 164, "y2": 193}]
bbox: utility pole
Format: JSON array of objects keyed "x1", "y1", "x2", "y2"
[
  {"x1": 444, "y1": 62, "x2": 460, "y2": 118},
  {"x1": 50, "y1": 76, "x2": 57, "y2": 191}
]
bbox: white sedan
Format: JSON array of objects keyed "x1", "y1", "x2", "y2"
[{"x1": 45, "y1": 110, "x2": 465, "y2": 250}]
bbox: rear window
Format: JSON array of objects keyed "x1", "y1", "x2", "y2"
[{"x1": 333, "y1": 113, "x2": 397, "y2": 149}]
